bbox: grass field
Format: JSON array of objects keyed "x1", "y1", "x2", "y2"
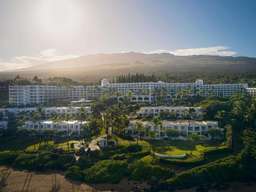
[
  {"x1": 150, "y1": 140, "x2": 227, "y2": 161},
  {"x1": 25, "y1": 140, "x2": 83, "y2": 153}
]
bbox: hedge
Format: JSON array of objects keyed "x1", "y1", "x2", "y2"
[
  {"x1": 0, "y1": 151, "x2": 20, "y2": 165},
  {"x1": 84, "y1": 160, "x2": 128, "y2": 183},
  {"x1": 163, "y1": 156, "x2": 241, "y2": 190}
]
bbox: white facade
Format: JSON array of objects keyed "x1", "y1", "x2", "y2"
[
  {"x1": 42, "y1": 107, "x2": 91, "y2": 117},
  {"x1": 22, "y1": 120, "x2": 87, "y2": 134},
  {"x1": 247, "y1": 88, "x2": 256, "y2": 97},
  {"x1": 126, "y1": 120, "x2": 220, "y2": 139},
  {"x1": 0, "y1": 106, "x2": 91, "y2": 117},
  {"x1": 9, "y1": 79, "x2": 251, "y2": 106},
  {"x1": 137, "y1": 106, "x2": 203, "y2": 119}
]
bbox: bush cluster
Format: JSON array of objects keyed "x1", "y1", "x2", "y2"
[
  {"x1": 164, "y1": 156, "x2": 241, "y2": 189},
  {"x1": 83, "y1": 160, "x2": 128, "y2": 183}
]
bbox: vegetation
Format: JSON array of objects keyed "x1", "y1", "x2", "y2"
[
  {"x1": 84, "y1": 160, "x2": 128, "y2": 183},
  {"x1": 0, "y1": 75, "x2": 256, "y2": 190}
]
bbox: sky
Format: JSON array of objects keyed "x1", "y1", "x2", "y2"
[{"x1": 0, "y1": 0, "x2": 256, "y2": 71}]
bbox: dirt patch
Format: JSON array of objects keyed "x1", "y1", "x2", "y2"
[
  {"x1": 92, "y1": 178, "x2": 149, "y2": 192},
  {"x1": 0, "y1": 167, "x2": 96, "y2": 192},
  {"x1": 0, "y1": 167, "x2": 149, "y2": 192}
]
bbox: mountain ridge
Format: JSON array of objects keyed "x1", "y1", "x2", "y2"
[{"x1": 1, "y1": 52, "x2": 256, "y2": 81}]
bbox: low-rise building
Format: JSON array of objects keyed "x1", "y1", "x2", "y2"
[
  {"x1": 43, "y1": 107, "x2": 91, "y2": 117},
  {"x1": 0, "y1": 106, "x2": 91, "y2": 118},
  {"x1": 247, "y1": 88, "x2": 256, "y2": 97},
  {"x1": 21, "y1": 120, "x2": 87, "y2": 135},
  {"x1": 137, "y1": 106, "x2": 203, "y2": 119},
  {"x1": 126, "y1": 120, "x2": 221, "y2": 139}
]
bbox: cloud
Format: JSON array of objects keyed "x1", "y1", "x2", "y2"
[
  {"x1": 0, "y1": 49, "x2": 80, "y2": 72},
  {"x1": 146, "y1": 46, "x2": 237, "y2": 56},
  {"x1": 144, "y1": 49, "x2": 173, "y2": 54},
  {"x1": 172, "y1": 46, "x2": 237, "y2": 56}
]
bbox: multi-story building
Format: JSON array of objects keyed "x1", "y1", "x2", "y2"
[
  {"x1": 247, "y1": 88, "x2": 256, "y2": 97},
  {"x1": 21, "y1": 120, "x2": 87, "y2": 135},
  {"x1": 9, "y1": 84, "x2": 104, "y2": 106},
  {"x1": 137, "y1": 106, "x2": 203, "y2": 119},
  {"x1": 126, "y1": 120, "x2": 221, "y2": 139},
  {"x1": 0, "y1": 106, "x2": 91, "y2": 118},
  {"x1": 9, "y1": 79, "x2": 253, "y2": 106}
]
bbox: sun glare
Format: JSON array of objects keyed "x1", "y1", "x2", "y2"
[{"x1": 36, "y1": 0, "x2": 84, "y2": 35}]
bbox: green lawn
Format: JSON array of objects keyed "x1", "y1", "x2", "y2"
[
  {"x1": 114, "y1": 136, "x2": 151, "y2": 151},
  {"x1": 150, "y1": 140, "x2": 227, "y2": 161},
  {"x1": 25, "y1": 140, "x2": 82, "y2": 153}
]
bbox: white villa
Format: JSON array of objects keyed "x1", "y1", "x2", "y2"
[
  {"x1": 126, "y1": 120, "x2": 221, "y2": 139},
  {"x1": 136, "y1": 106, "x2": 203, "y2": 119},
  {"x1": 0, "y1": 106, "x2": 91, "y2": 117},
  {"x1": 247, "y1": 88, "x2": 256, "y2": 97},
  {"x1": 21, "y1": 120, "x2": 88, "y2": 135}
]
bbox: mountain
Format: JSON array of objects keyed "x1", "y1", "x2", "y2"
[{"x1": 1, "y1": 52, "x2": 256, "y2": 82}]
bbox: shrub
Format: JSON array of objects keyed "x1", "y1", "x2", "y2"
[
  {"x1": 129, "y1": 156, "x2": 174, "y2": 181},
  {"x1": 0, "y1": 151, "x2": 19, "y2": 165},
  {"x1": 14, "y1": 153, "x2": 37, "y2": 170},
  {"x1": 112, "y1": 153, "x2": 126, "y2": 160},
  {"x1": 13, "y1": 152, "x2": 74, "y2": 171},
  {"x1": 164, "y1": 156, "x2": 241, "y2": 189},
  {"x1": 65, "y1": 165, "x2": 84, "y2": 181},
  {"x1": 54, "y1": 154, "x2": 75, "y2": 170},
  {"x1": 126, "y1": 144, "x2": 142, "y2": 153},
  {"x1": 204, "y1": 147, "x2": 232, "y2": 159},
  {"x1": 84, "y1": 160, "x2": 128, "y2": 183},
  {"x1": 77, "y1": 156, "x2": 94, "y2": 169}
]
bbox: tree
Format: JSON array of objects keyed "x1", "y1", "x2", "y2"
[
  {"x1": 189, "y1": 133, "x2": 200, "y2": 142},
  {"x1": 229, "y1": 94, "x2": 251, "y2": 152},
  {"x1": 208, "y1": 128, "x2": 223, "y2": 141},
  {"x1": 225, "y1": 124, "x2": 233, "y2": 148},
  {"x1": 135, "y1": 121, "x2": 144, "y2": 143},
  {"x1": 153, "y1": 116, "x2": 162, "y2": 138},
  {"x1": 32, "y1": 76, "x2": 42, "y2": 84},
  {"x1": 78, "y1": 107, "x2": 86, "y2": 121},
  {"x1": 166, "y1": 128, "x2": 180, "y2": 138}
]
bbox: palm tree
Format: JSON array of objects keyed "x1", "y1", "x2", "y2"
[
  {"x1": 135, "y1": 121, "x2": 144, "y2": 144},
  {"x1": 78, "y1": 107, "x2": 86, "y2": 121},
  {"x1": 153, "y1": 116, "x2": 161, "y2": 139}
]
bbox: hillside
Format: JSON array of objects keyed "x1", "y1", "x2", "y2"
[{"x1": 1, "y1": 53, "x2": 256, "y2": 82}]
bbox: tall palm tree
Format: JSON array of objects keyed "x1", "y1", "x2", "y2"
[
  {"x1": 153, "y1": 116, "x2": 161, "y2": 139},
  {"x1": 135, "y1": 121, "x2": 144, "y2": 144}
]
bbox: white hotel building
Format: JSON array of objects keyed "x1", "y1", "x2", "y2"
[
  {"x1": 21, "y1": 120, "x2": 87, "y2": 135},
  {"x1": 137, "y1": 106, "x2": 203, "y2": 119},
  {"x1": 126, "y1": 120, "x2": 221, "y2": 139},
  {"x1": 0, "y1": 106, "x2": 91, "y2": 117},
  {"x1": 9, "y1": 79, "x2": 254, "y2": 106}
]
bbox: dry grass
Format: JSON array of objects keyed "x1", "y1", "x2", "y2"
[
  {"x1": 0, "y1": 166, "x2": 96, "y2": 192},
  {"x1": 0, "y1": 166, "x2": 149, "y2": 192}
]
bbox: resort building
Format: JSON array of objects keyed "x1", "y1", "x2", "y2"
[
  {"x1": 137, "y1": 106, "x2": 203, "y2": 119},
  {"x1": 247, "y1": 88, "x2": 256, "y2": 97},
  {"x1": 126, "y1": 120, "x2": 221, "y2": 139},
  {"x1": 21, "y1": 120, "x2": 88, "y2": 135},
  {"x1": 0, "y1": 106, "x2": 91, "y2": 117},
  {"x1": 9, "y1": 79, "x2": 253, "y2": 106}
]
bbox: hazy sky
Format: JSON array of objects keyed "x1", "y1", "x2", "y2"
[{"x1": 0, "y1": 0, "x2": 256, "y2": 71}]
